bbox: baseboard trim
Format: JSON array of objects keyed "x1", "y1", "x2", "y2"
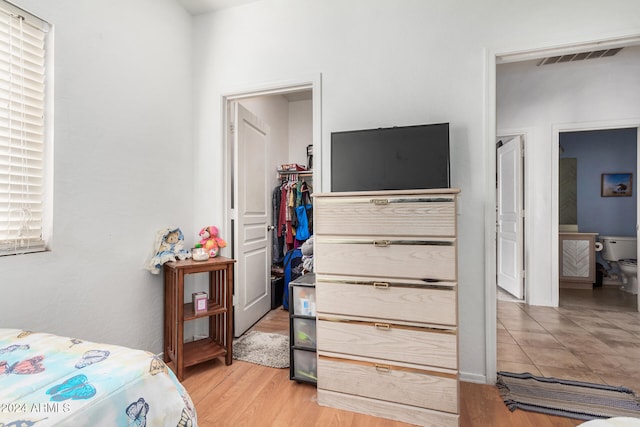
[
  {"x1": 559, "y1": 281, "x2": 592, "y2": 290},
  {"x1": 459, "y1": 371, "x2": 487, "y2": 384}
]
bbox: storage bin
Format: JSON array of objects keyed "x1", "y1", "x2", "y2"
[
  {"x1": 293, "y1": 318, "x2": 317, "y2": 348},
  {"x1": 293, "y1": 285, "x2": 316, "y2": 316},
  {"x1": 289, "y1": 273, "x2": 317, "y2": 385},
  {"x1": 292, "y1": 348, "x2": 317, "y2": 382}
]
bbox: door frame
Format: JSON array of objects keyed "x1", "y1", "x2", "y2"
[
  {"x1": 551, "y1": 120, "x2": 640, "y2": 306},
  {"x1": 484, "y1": 34, "x2": 640, "y2": 385},
  {"x1": 221, "y1": 74, "x2": 322, "y2": 326}
]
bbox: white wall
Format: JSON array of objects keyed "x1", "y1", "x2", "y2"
[
  {"x1": 288, "y1": 99, "x2": 313, "y2": 168},
  {"x1": 191, "y1": 0, "x2": 640, "y2": 382},
  {"x1": 0, "y1": 0, "x2": 193, "y2": 354},
  {"x1": 498, "y1": 47, "x2": 640, "y2": 306}
]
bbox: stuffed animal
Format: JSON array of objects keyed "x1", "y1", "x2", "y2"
[
  {"x1": 198, "y1": 225, "x2": 227, "y2": 258},
  {"x1": 146, "y1": 227, "x2": 191, "y2": 274}
]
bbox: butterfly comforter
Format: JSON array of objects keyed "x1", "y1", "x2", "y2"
[{"x1": 0, "y1": 328, "x2": 197, "y2": 426}]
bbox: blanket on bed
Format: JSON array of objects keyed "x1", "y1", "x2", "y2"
[{"x1": 0, "y1": 328, "x2": 197, "y2": 426}]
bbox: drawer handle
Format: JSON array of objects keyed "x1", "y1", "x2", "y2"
[
  {"x1": 374, "y1": 323, "x2": 390, "y2": 330},
  {"x1": 373, "y1": 240, "x2": 391, "y2": 247},
  {"x1": 375, "y1": 364, "x2": 391, "y2": 373},
  {"x1": 372, "y1": 282, "x2": 389, "y2": 289},
  {"x1": 370, "y1": 198, "x2": 389, "y2": 205}
]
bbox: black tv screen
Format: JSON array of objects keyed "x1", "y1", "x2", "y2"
[{"x1": 331, "y1": 123, "x2": 450, "y2": 192}]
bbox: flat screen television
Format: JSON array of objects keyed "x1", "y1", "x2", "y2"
[{"x1": 331, "y1": 123, "x2": 450, "y2": 192}]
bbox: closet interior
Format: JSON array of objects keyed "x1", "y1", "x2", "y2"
[{"x1": 271, "y1": 168, "x2": 314, "y2": 310}]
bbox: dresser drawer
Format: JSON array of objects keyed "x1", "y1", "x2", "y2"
[
  {"x1": 318, "y1": 389, "x2": 459, "y2": 427},
  {"x1": 316, "y1": 276, "x2": 457, "y2": 325},
  {"x1": 314, "y1": 194, "x2": 457, "y2": 237},
  {"x1": 315, "y1": 237, "x2": 456, "y2": 280},
  {"x1": 317, "y1": 319, "x2": 457, "y2": 369},
  {"x1": 318, "y1": 355, "x2": 458, "y2": 414}
]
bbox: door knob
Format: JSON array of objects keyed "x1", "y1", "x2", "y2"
[{"x1": 267, "y1": 225, "x2": 275, "y2": 231}]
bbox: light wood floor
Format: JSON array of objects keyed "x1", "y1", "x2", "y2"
[{"x1": 182, "y1": 307, "x2": 583, "y2": 427}]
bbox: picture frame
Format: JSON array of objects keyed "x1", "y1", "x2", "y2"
[
  {"x1": 601, "y1": 173, "x2": 633, "y2": 197},
  {"x1": 192, "y1": 292, "x2": 208, "y2": 314}
]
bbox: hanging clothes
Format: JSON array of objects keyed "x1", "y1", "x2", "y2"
[
  {"x1": 272, "y1": 184, "x2": 285, "y2": 264},
  {"x1": 272, "y1": 172, "x2": 313, "y2": 257},
  {"x1": 295, "y1": 180, "x2": 313, "y2": 241},
  {"x1": 278, "y1": 184, "x2": 287, "y2": 238},
  {"x1": 295, "y1": 204, "x2": 311, "y2": 241}
]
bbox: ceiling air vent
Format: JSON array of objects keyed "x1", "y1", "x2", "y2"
[{"x1": 537, "y1": 47, "x2": 623, "y2": 66}]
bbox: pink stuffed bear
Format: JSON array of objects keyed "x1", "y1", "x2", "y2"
[{"x1": 198, "y1": 226, "x2": 227, "y2": 257}]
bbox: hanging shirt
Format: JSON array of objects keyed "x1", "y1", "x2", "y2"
[{"x1": 278, "y1": 184, "x2": 288, "y2": 237}]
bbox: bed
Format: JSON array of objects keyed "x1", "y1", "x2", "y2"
[{"x1": 0, "y1": 328, "x2": 197, "y2": 426}]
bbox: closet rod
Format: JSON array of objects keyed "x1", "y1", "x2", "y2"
[{"x1": 277, "y1": 170, "x2": 313, "y2": 177}]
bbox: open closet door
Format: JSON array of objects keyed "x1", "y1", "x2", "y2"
[
  {"x1": 232, "y1": 102, "x2": 272, "y2": 337},
  {"x1": 497, "y1": 135, "x2": 525, "y2": 299}
]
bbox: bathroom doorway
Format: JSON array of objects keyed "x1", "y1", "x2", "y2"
[{"x1": 556, "y1": 125, "x2": 640, "y2": 311}]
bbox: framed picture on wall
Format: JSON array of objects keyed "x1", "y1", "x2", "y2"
[{"x1": 601, "y1": 173, "x2": 633, "y2": 197}]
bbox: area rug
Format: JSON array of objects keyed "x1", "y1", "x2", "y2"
[
  {"x1": 232, "y1": 331, "x2": 289, "y2": 369},
  {"x1": 497, "y1": 372, "x2": 640, "y2": 421}
]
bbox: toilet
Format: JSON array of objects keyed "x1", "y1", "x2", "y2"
[{"x1": 600, "y1": 235, "x2": 638, "y2": 294}]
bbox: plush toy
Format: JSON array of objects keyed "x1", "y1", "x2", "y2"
[
  {"x1": 146, "y1": 227, "x2": 191, "y2": 274},
  {"x1": 198, "y1": 225, "x2": 227, "y2": 258}
]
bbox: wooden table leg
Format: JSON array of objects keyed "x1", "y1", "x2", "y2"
[
  {"x1": 176, "y1": 270, "x2": 184, "y2": 381},
  {"x1": 163, "y1": 268, "x2": 170, "y2": 363}
]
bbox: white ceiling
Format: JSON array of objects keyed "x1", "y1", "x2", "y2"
[{"x1": 176, "y1": 0, "x2": 258, "y2": 15}]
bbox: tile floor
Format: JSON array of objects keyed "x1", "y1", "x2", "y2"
[{"x1": 497, "y1": 286, "x2": 640, "y2": 390}]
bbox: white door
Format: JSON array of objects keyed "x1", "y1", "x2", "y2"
[
  {"x1": 497, "y1": 135, "x2": 525, "y2": 299},
  {"x1": 232, "y1": 102, "x2": 271, "y2": 337}
]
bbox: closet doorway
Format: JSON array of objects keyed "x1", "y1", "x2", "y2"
[{"x1": 223, "y1": 77, "x2": 321, "y2": 338}]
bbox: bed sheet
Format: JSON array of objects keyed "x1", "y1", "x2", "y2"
[{"x1": 0, "y1": 328, "x2": 197, "y2": 426}]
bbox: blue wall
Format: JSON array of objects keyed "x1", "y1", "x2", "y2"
[{"x1": 560, "y1": 128, "x2": 637, "y2": 237}]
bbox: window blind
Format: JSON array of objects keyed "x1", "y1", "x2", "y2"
[{"x1": 0, "y1": 2, "x2": 47, "y2": 256}]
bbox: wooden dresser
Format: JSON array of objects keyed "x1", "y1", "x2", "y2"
[{"x1": 313, "y1": 189, "x2": 460, "y2": 427}]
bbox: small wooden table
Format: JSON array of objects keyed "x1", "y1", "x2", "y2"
[{"x1": 163, "y1": 256, "x2": 235, "y2": 381}]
